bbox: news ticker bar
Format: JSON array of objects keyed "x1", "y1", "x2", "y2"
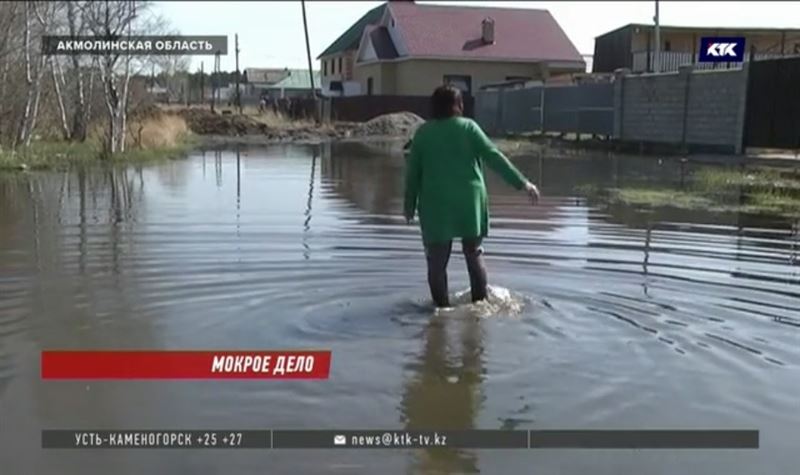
[{"x1": 42, "y1": 430, "x2": 759, "y2": 450}]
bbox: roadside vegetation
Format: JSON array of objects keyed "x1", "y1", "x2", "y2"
[
  {"x1": 0, "y1": 1, "x2": 192, "y2": 172},
  {"x1": 0, "y1": 110, "x2": 194, "y2": 171},
  {"x1": 578, "y1": 166, "x2": 800, "y2": 217}
]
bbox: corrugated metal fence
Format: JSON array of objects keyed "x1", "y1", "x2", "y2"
[{"x1": 476, "y1": 83, "x2": 615, "y2": 137}]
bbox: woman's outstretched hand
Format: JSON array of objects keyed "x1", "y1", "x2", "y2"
[{"x1": 524, "y1": 181, "x2": 540, "y2": 205}]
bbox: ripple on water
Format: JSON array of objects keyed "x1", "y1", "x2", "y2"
[{"x1": 1, "y1": 148, "x2": 799, "y2": 475}]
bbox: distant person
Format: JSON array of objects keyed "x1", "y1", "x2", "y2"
[
  {"x1": 279, "y1": 97, "x2": 290, "y2": 116},
  {"x1": 285, "y1": 97, "x2": 294, "y2": 118},
  {"x1": 404, "y1": 85, "x2": 540, "y2": 307}
]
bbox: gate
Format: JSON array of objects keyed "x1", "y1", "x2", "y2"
[
  {"x1": 475, "y1": 83, "x2": 614, "y2": 137},
  {"x1": 743, "y1": 57, "x2": 800, "y2": 149}
]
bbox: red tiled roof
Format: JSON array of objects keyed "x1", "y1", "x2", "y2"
[{"x1": 388, "y1": 2, "x2": 583, "y2": 63}]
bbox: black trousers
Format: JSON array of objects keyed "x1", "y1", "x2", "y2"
[{"x1": 424, "y1": 238, "x2": 488, "y2": 308}]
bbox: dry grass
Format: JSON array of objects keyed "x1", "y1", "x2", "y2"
[
  {"x1": 1, "y1": 112, "x2": 193, "y2": 171},
  {"x1": 127, "y1": 113, "x2": 190, "y2": 149},
  {"x1": 85, "y1": 112, "x2": 191, "y2": 151}
]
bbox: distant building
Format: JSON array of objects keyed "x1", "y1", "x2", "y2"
[
  {"x1": 262, "y1": 69, "x2": 321, "y2": 99},
  {"x1": 317, "y1": 1, "x2": 585, "y2": 97},
  {"x1": 242, "y1": 67, "x2": 320, "y2": 100},
  {"x1": 593, "y1": 23, "x2": 800, "y2": 73},
  {"x1": 204, "y1": 84, "x2": 236, "y2": 102}
]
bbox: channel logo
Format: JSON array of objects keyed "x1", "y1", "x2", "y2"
[{"x1": 698, "y1": 37, "x2": 745, "y2": 62}]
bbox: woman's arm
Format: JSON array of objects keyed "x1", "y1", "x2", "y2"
[
  {"x1": 404, "y1": 135, "x2": 423, "y2": 221},
  {"x1": 468, "y1": 119, "x2": 528, "y2": 189},
  {"x1": 468, "y1": 119, "x2": 539, "y2": 204}
]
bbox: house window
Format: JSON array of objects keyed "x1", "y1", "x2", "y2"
[
  {"x1": 664, "y1": 40, "x2": 672, "y2": 52},
  {"x1": 338, "y1": 57, "x2": 343, "y2": 76},
  {"x1": 367, "y1": 77, "x2": 374, "y2": 96},
  {"x1": 323, "y1": 60, "x2": 327, "y2": 76},
  {"x1": 443, "y1": 74, "x2": 472, "y2": 94},
  {"x1": 331, "y1": 58, "x2": 336, "y2": 75}
]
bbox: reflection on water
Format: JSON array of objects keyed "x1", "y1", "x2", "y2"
[
  {"x1": 401, "y1": 313, "x2": 482, "y2": 473},
  {"x1": 0, "y1": 143, "x2": 799, "y2": 474}
]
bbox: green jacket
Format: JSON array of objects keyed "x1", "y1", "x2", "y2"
[{"x1": 404, "y1": 117, "x2": 529, "y2": 245}]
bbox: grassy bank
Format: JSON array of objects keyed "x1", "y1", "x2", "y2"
[
  {"x1": 579, "y1": 167, "x2": 800, "y2": 217},
  {"x1": 0, "y1": 112, "x2": 194, "y2": 172}
]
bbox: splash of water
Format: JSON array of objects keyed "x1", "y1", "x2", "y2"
[{"x1": 434, "y1": 285, "x2": 526, "y2": 318}]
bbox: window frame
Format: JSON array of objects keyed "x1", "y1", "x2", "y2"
[{"x1": 443, "y1": 74, "x2": 473, "y2": 94}]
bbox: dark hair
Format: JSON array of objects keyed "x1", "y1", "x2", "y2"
[{"x1": 431, "y1": 85, "x2": 463, "y2": 120}]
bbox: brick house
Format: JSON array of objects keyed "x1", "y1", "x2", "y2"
[{"x1": 318, "y1": 1, "x2": 585, "y2": 97}]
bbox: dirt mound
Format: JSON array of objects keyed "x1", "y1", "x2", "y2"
[
  {"x1": 173, "y1": 108, "x2": 423, "y2": 141},
  {"x1": 355, "y1": 112, "x2": 424, "y2": 137},
  {"x1": 177, "y1": 108, "x2": 267, "y2": 136}
]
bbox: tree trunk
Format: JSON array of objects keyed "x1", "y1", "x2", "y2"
[
  {"x1": 51, "y1": 57, "x2": 71, "y2": 140},
  {"x1": 117, "y1": 56, "x2": 133, "y2": 153},
  {"x1": 24, "y1": 53, "x2": 48, "y2": 147},
  {"x1": 83, "y1": 59, "x2": 96, "y2": 138},
  {"x1": 17, "y1": 1, "x2": 52, "y2": 147},
  {"x1": 67, "y1": 1, "x2": 88, "y2": 142},
  {"x1": 0, "y1": 3, "x2": 18, "y2": 142},
  {"x1": 15, "y1": 2, "x2": 36, "y2": 148}
]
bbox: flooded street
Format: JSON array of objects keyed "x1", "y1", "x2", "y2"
[{"x1": 0, "y1": 142, "x2": 798, "y2": 474}]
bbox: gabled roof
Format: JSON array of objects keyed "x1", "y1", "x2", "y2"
[
  {"x1": 265, "y1": 69, "x2": 321, "y2": 90},
  {"x1": 385, "y1": 2, "x2": 583, "y2": 64},
  {"x1": 244, "y1": 68, "x2": 290, "y2": 84},
  {"x1": 365, "y1": 25, "x2": 399, "y2": 60},
  {"x1": 318, "y1": 3, "x2": 387, "y2": 58}
]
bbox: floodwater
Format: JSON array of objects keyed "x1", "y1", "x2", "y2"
[{"x1": 0, "y1": 141, "x2": 798, "y2": 474}]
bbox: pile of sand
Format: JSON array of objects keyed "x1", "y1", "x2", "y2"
[{"x1": 355, "y1": 112, "x2": 424, "y2": 137}]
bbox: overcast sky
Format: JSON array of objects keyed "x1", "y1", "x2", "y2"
[{"x1": 152, "y1": 1, "x2": 800, "y2": 72}]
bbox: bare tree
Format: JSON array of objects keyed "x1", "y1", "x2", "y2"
[
  {"x1": 16, "y1": 1, "x2": 59, "y2": 148},
  {"x1": 65, "y1": 1, "x2": 95, "y2": 141},
  {"x1": 84, "y1": 0, "x2": 146, "y2": 156},
  {"x1": 152, "y1": 53, "x2": 190, "y2": 103},
  {"x1": 0, "y1": 0, "x2": 179, "y2": 151},
  {"x1": 50, "y1": 56, "x2": 71, "y2": 139},
  {"x1": 0, "y1": 3, "x2": 22, "y2": 143}
]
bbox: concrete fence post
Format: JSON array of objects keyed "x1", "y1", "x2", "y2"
[
  {"x1": 735, "y1": 62, "x2": 751, "y2": 155},
  {"x1": 612, "y1": 68, "x2": 629, "y2": 140},
  {"x1": 678, "y1": 64, "x2": 694, "y2": 150},
  {"x1": 539, "y1": 85, "x2": 546, "y2": 135},
  {"x1": 496, "y1": 89, "x2": 505, "y2": 135}
]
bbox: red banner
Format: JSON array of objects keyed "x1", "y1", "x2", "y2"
[{"x1": 41, "y1": 350, "x2": 332, "y2": 380}]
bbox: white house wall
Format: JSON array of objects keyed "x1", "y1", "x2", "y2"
[{"x1": 359, "y1": 37, "x2": 378, "y2": 62}]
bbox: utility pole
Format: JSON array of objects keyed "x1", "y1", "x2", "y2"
[
  {"x1": 199, "y1": 61, "x2": 204, "y2": 106},
  {"x1": 653, "y1": 0, "x2": 661, "y2": 73},
  {"x1": 212, "y1": 50, "x2": 221, "y2": 112},
  {"x1": 235, "y1": 33, "x2": 242, "y2": 114},
  {"x1": 301, "y1": 0, "x2": 318, "y2": 123}
]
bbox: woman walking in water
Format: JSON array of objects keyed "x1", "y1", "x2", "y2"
[{"x1": 404, "y1": 85, "x2": 540, "y2": 308}]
